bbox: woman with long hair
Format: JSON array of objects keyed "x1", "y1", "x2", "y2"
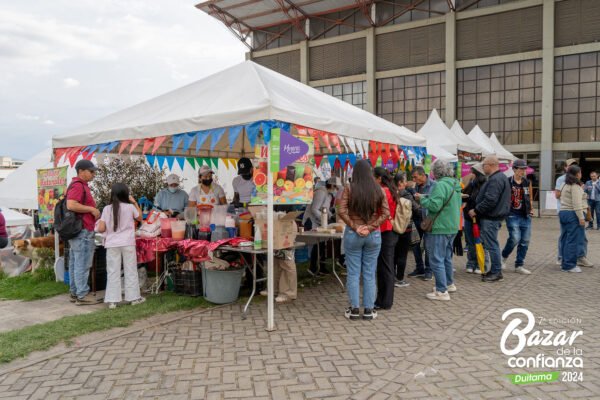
[
  {"x1": 338, "y1": 160, "x2": 390, "y2": 320},
  {"x1": 558, "y1": 165, "x2": 587, "y2": 272},
  {"x1": 393, "y1": 173, "x2": 419, "y2": 288},
  {"x1": 373, "y1": 167, "x2": 398, "y2": 310},
  {"x1": 97, "y1": 183, "x2": 144, "y2": 308}
]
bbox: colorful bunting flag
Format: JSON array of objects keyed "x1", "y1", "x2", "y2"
[
  {"x1": 186, "y1": 157, "x2": 196, "y2": 169},
  {"x1": 348, "y1": 153, "x2": 357, "y2": 166},
  {"x1": 228, "y1": 126, "x2": 243, "y2": 150},
  {"x1": 246, "y1": 121, "x2": 261, "y2": 148},
  {"x1": 142, "y1": 138, "x2": 154, "y2": 155},
  {"x1": 327, "y1": 155, "x2": 337, "y2": 169},
  {"x1": 146, "y1": 155, "x2": 156, "y2": 167},
  {"x1": 118, "y1": 140, "x2": 131, "y2": 154},
  {"x1": 209, "y1": 128, "x2": 226, "y2": 152},
  {"x1": 182, "y1": 132, "x2": 195, "y2": 152},
  {"x1": 129, "y1": 139, "x2": 142, "y2": 154},
  {"x1": 156, "y1": 155, "x2": 166, "y2": 169},
  {"x1": 166, "y1": 156, "x2": 175, "y2": 170},
  {"x1": 151, "y1": 136, "x2": 167, "y2": 155},
  {"x1": 195, "y1": 131, "x2": 210, "y2": 153},
  {"x1": 314, "y1": 155, "x2": 323, "y2": 168},
  {"x1": 171, "y1": 134, "x2": 185, "y2": 153}
]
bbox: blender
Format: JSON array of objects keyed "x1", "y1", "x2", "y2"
[
  {"x1": 197, "y1": 205, "x2": 213, "y2": 241},
  {"x1": 210, "y1": 205, "x2": 229, "y2": 242},
  {"x1": 184, "y1": 206, "x2": 198, "y2": 239}
]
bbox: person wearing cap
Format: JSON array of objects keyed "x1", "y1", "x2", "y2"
[
  {"x1": 462, "y1": 162, "x2": 490, "y2": 274},
  {"x1": 500, "y1": 159, "x2": 533, "y2": 275},
  {"x1": 231, "y1": 157, "x2": 255, "y2": 207},
  {"x1": 154, "y1": 174, "x2": 189, "y2": 217},
  {"x1": 188, "y1": 165, "x2": 227, "y2": 206},
  {"x1": 302, "y1": 176, "x2": 340, "y2": 275},
  {"x1": 67, "y1": 159, "x2": 101, "y2": 305}
]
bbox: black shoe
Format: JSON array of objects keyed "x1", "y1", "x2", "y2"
[
  {"x1": 69, "y1": 294, "x2": 77, "y2": 303},
  {"x1": 420, "y1": 273, "x2": 433, "y2": 281},
  {"x1": 408, "y1": 270, "x2": 425, "y2": 278},
  {"x1": 345, "y1": 307, "x2": 360, "y2": 320},
  {"x1": 483, "y1": 273, "x2": 504, "y2": 282},
  {"x1": 363, "y1": 308, "x2": 378, "y2": 320},
  {"x1": 374, "y1": 304, "x2": 391, "y2": 311}
]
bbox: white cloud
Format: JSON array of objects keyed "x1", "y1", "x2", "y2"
[
  {"x1": 63, "y1": 78, "x2": 80, "y2": 88},
  {"x1": 43, "y1": 120, "x2": 55, "y2": 125},
  {"x1": 16, "y1": 113, "x2": 40, "y2": 121}
]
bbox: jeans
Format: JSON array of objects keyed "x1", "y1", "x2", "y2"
[
  {"x1": 394, "y1": 231, "x2": 411, "y2": 280},
  {"x1": 559, "y1": 210, "x2": 585, "y2": 270},
  {"x1": 479, "y1": 219, "x2": 503, "y2": 275},
  {"x1": 68, "y1": 229, "x2": 96, "y2": 298},
  {"x1": 376, "y1": 230, "x2": 398, "y2": 309},
  {"x1": 501, "y1": 215, "x2": 532, "y2": 267},
  {"x1": 425, "y1": 233, "x2": 456, "y2": 293},
  {"x1": 344, "y1": 228, "x2": 381, "y2": 309},
  {"x1": 105, "y1": 246, "x2": 140, "y2": 303},
  {"x1": 411, "y1": 220, "x2": 430, "y2": 274},
  {"x1": 463, "y1": 218, "x2": 490, "y2": 271},
  {"x1": 588, "y1": 199, "x2": 600, "y2": 228}
]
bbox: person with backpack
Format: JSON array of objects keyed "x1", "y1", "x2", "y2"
[
  {"x1": 415, "y1": 160, "x2": 462, "y2": 301},
  {"x1": 373, "y1": 167, "x2": 398, "y2": 311},
  {"x1": 501, "y1": 159, "x2": 534, "y2": 274},
  {"x1": 393, "y1": 173, "x2": 418, "y2": 288},
  {"x1": 97, "y1": 183, "x2": 144, "y2": 309},
  {"x1": 66, "y1": 160, "x2": 101, "y2": 305}
]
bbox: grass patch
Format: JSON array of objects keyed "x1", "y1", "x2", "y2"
[
  {"x1": 0, "y1": 269, "x2": 69, "y2": 301},
  {"x1": 0, "y1": 292, "x2": 212, "y2": 364}
]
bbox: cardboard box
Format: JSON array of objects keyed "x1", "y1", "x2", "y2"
[{"x1": 248, "y1": 206, "x2": 301, "y2": 250}]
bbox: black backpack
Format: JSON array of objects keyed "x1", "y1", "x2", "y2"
[{"x1": 54, "y1": 181, "x2": 87, "y2": 240}]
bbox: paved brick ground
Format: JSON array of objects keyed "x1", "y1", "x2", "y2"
[{"x1": 0, "y1": 218, "x2": 599, "y2": 399}]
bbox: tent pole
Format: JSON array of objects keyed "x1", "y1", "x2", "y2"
[{"x1": 266, "y1": 134, "x2": 275, "y2": 332}]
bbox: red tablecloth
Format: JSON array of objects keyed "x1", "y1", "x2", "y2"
[{"x1": 135, "y1": 237, "x2": 251, "y2": 263}]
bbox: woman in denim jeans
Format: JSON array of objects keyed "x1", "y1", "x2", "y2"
[
  {"x1": 338, "y1": 160, "x2": 390, "y2": 320},
  {"x1": 558, "y1": 165, "x2": 588, "y2": 272}
]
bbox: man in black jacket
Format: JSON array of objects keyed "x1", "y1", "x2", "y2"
[{"x1": 468, "y1": 156, "x2": 511, "y2": 282}]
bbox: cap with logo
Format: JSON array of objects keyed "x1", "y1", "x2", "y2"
[
  {"x1": 512, "y1": 159, "x2": 527, "y2": 169},
  {"x1": 75, "y1": 159, "x2": 97, "y2": 172},
  {"x1": 237, "y1": 157, "x2": 252, "y2": 175}
]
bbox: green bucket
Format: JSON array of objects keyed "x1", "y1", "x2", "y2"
[{"x1": 201, "y1": 267, "x2": 244, "y2": 304}]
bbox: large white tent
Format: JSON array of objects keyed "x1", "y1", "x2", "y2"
[
  {"x1": 51, "y1": 60, "x2": 426, "y2": 331},
  {"x1": 467, "y1": 125, "x2": 496, "y2": 156},
  {"x1": 0, "y1": 208, "x2": 33, "y2": 227},
  {"x1": 413, "y1": 110, "x2": 456, "y2": 161},
  {"x1": 449, "y1": 121, "x2": 486, "y2": 154},
  {"x1": 490, "y1": 133, "x2": 517, "y2": 161},
  {"x1": 0, "y1": 149, "x2": 53, "y2": 209},
  {"x1": 53, "y1": 61, "x2": 425, "y2": 150}
]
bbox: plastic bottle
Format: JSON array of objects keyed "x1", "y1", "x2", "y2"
[{"x1": 254, "y1": 225, "x2": 263, "y2": 250}]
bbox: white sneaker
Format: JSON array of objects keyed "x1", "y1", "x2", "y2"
[
  {"x1": 426, "y1": 291, "x2": 450, "y2": 301},
  {"x1": 501, "y1": 258, "x2": 507, "y2": 270},
  {"x1": 260, "y1": 290, "x2": 268, "y2": 296},
  {"x1": 130, "y1": 297, "x2": 146, "y2": 306},
  {"x1": 447, "y1": 284, "x2": 457, "y2": 293},
  {"x1": 556, "y1": 259, "x2": 562, "y2": 266},
  {"x1": 107, "y1": 302, "x2": 117, "y2": 309},
  {"x1": 562, "y1": 266, "x2": 582, "y2": 273},
  {"x1": 465, "y1": 268, "x2": 474, "y2": 274},
  {"x1": 473, "y1": 269, "x2": 482, "y2": 275},
  {"x1": 577, "y1": 257, "x2": 594, "y2": 267},
  {"x1": 275, "y1": 295, "x2": 290, "y2": 303},
  {"x1": 515, "y1": 267, "x2": 531, "y2": 275}
]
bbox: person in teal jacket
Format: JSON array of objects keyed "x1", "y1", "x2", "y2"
[{"x1": 415, "y1": 160, "x2": 462, "y2": 301}]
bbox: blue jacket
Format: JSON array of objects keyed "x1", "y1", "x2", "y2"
[{"x1": 584, "y1": 180, "x2": 600, "y2": 201}]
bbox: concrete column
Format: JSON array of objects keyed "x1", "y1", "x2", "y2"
[
  {"x1": 300, "y1": 40, "x2": 309, "y2": 84},
  {"x1": 444, "y1": 11, "x2": 456, "y2": 126},
  {"x1": 366, "y1": 27, "x2": 376, "y2": 114},
  {"x1": 540, "y1": 0, "x2": 554, "y2": 191}
]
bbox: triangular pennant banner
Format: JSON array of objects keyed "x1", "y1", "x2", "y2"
[
  {"x1": 314, "y1": 155, "x2": 323, "y2": 168},
  {"x1": 82, "y1": 144, "x2": 98, "y2": 155},
  {"x1": 195, "y1": 131, "x2": 210, "y2": 153},
  {"x1": 246, "y1": 121, "x2": 261, "y2": 148},
  {"x1": 68, "y1": 147, "x2": 82, "y2": 167},
  {"x1": 145, "y1": 155, "x2": 156, "y2": 167},
  {"x1": 228, "y1": 126, "x2": 243, "y2": 150},
  {"x1": 152, "y1": 136, "x2": 167, "y2": 155},
  {"x1": 196, "y1": 157, "x2": 205, "y2": 167},
  {"x1": 329, "y1": 134, "x2": 341, "y2": 153},
  {"x1": 171, "y1": 134, "x2": 185, "y2": 153},
  {"x1": 211, "y1": 158, "x2": 219, "y2": 170},
  {"x1": 295, "y1": 125, "x2": 308, "y2": 136},
  {"x1": 186, "y1": 157, "x2": 196, "y2": 169},
  {"x1": 54, "y1": 148, "x2": 68, "y2": 164},
  {"x1": 129, "y1": 139, "x2": 142, "y2": 154},
  {"x1": 119, "y1": 140, "x2": 132, "y2": 155},
  {"x1": 368, "y1": 151, "x2": 379, "y2": 166},
  {"x1": 338, "y1": 153, "x2": 349, "y2": 167},
  {"x1": 81, "y1": 151, "x2": 94, "y2": 161},
  {"x1": 175, "y1": 157, "x2": 185, "y2": 170},
  {"x1": 107, "y1": 141, "x2": 120, "y2": 153},
  {"x1": 327, "y1": 155, "x2": 337, "y2": 169},
  {"x1": 321, "y1": 132, "x2": 332, "y2": 152},
  {"x1": 166, "y1": 156, "x2": 175, "y2": 170},
  {"x1": 262, "y1": 121, "x2": 276, "y2": 144},
  {"x1": 348, "y1": 153, "x2": 357, "y2": 166},
  {"x1": 156, "y1": 155, "x2": 166, "y2": 169},
  {"x1": 209, "y1": 128, "x2": 226, "y2": 152},
  {"x1": 182, "y1": 132, "x2": 195, "y2": 152},
  {"x1": 97, "y1": 142, "x2": 111, "y2": 153},
  {"x1": 142, "y1": 138, "x2": 154, "y2": 154}
]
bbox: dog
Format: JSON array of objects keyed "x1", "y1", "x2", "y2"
[{"x1": 13, "y1": 236, "x2": 64, "y2": 272}]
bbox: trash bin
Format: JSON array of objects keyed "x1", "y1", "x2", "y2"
[{"x1": 201, "y1": 267, "x2": 244, "y2": 304}]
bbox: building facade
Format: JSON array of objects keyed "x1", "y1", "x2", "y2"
[{"x1": 201, "y1": 0, "x2": 600, "y2": 191}]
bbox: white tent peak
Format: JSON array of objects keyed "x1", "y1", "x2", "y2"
[
  {"x1": 467, "y1": 125, "x2": 495, "y2": 156},
  {"x1": 416, "y1": 109, "x2": 456, "y2": 154},
  {"x1": 53, "y1": 60, "x2": 425, "y2": 150},
  {"x1": 489, "y1": 133, "x2": 517, "y2": 161},
  {"x1": 449, "y1": 121, "x2": 485, "y2": 154}
]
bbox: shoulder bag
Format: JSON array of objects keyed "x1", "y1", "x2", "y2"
[{"x1": 420, "y1": 185, "x2": 455, "y2": 233}]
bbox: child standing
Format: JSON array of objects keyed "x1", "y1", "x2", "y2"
[{"x1": 97, "y1": 183, "x2": 144, "y2": 309}]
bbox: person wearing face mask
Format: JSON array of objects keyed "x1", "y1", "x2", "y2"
[
  {"x1": 302, "y1": 177, "x2": 340, "y2": 275},
  {"x1": 154, "y1": 174, "x2": 189, "y2": 217},
  {"x1": 188, "y1": 166, "x2": 227, "y2": 207},
  {"x1": 232, "y1": 157, "x2": 255, "y2": 208}
]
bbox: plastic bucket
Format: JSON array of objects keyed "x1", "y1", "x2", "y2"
[{"x1": 202, "y1": 267, "x2": 244, "y2": 304}]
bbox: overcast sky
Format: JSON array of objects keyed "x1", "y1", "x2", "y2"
[{"x1": 0, "y1": 0, "x2": 246, "y2": 160}]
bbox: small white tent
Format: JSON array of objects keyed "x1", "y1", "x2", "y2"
[
  {"x1": 490, "y1": 133, "x2": 517, "y2": 161},
  {"x1": 467, "y1": 125, "x2": 496, "y2": 156},
  {"x1": 0, "y1": 149, "x2": 53, "y2": 209},
  {"x1": 449, "y1": 121, "x2": 486, "y2": 154},
  {"x1": 0, "y1": 208, "x2": 33, "y2": 227},
  {"x1": 416, "y1": 109, "x2": 460, "y2": 156}
]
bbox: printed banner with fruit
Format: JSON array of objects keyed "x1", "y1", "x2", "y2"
[
  {"x1": 251, "y1": 135, "x2": 315, "y2": 205},
  {"x1": 37, "y1": 166, "x2": 68, "y2": 225}
]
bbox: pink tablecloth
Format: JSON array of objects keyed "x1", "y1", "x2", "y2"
[{"x1": 135, "y1": 237, "x2": 251, "y2": 263}]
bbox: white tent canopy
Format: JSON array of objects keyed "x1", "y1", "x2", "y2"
[
  {"x1": 0, "y1": 149, "x2": 53, "y2": 209},
  {"x1": 53, "y1": 61, "x2": 425, "y2": 151},
  {"x1": 416, "y1": 109, "x2": 460, "y2": 155},
  {"x1": 0, "y1": 208, "x2": 33, "y2": 227},
  {"x1": 449, "y1": 121, "x2": 486, "y2": 154},
  {"x1": 467, "y1": 125, "x2": 496, "y2": 156},
  {"x1": 490, "y1": 133, "x2": 517, "y2": 161}
]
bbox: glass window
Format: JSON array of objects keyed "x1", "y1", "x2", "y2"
[{"x1": 314, "y1": 81, "x2": 367, "y2": 110}]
